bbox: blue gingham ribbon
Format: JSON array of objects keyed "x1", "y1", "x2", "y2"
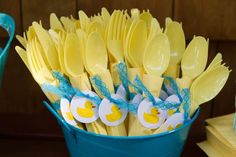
[
  {"x1": 90, "y1": 75, "x2": 137, "y2": 113},
  {"x1": 134, "y1": 76, "x2": 182, "y2": 110},
  {"x1": 115, "y1": 62, "x2": 130, "y2": 95},
  {"x1": 115, "y1": 63, "x2": 142, "y2": 95},
  {"x1": 181, "y1": 88, "x2": 191, "y2": 119},
  {"x1": 42, "y1": 71, "x2": 101, "y2": 106},
  {"x1": 162, "y1": 76, "x2": 180, "y2": 96},
  {"x1": 162, "y1": 76, "x2": 191, "y2": 119}
]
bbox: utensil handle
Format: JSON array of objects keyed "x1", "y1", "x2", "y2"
[{"x1": 43, "y1": 101, "x2": 72, "y2": 133}]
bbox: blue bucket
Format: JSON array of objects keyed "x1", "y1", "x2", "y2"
[
  {"x1": 0, "y1": 13, "x2": 15, "y2": 85},
  {"x1": 43, "y1": 101, "x2": 199, "y2": 157}
]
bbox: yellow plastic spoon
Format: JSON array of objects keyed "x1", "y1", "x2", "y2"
[
  {"x1": 177, "y1": 36, "x2": 208, "y2": 89},
  {"x1": 128, "y1": 19, "x2": 147, "y2": 67},
  {"x1": 147, "y1": 18, "x2": 161, "y2": 42},
  {"x1": 143, "y1": 33, "x2": 170, "y2": 76},
  {"x1": 64, "y1": 32, "x2": 91, "y2": 90},
  {"x1": 164, "y1": 18, "x2": 185, "y2": 78},
  {"x1": 85, "y1": 31, "x2": 113, "y2": 93},
  {"x1": 140, "y1": 10, "x2": 152, "y2": 35},
  {"x1": 64, "y1": 33, "x2": 84, "y2": 77},
  {"x1": 190, "y1": 65, "x2": 230, "y2": 116},
  {"x1": 85, "y1": 32, "x2": 108, "y2": 75},
  {"x1": 64, "y1": 33, "x2": 91, "y2": 89},
  {"x1": 143, "y1": 33, "x2": 170, "y2": 96}
]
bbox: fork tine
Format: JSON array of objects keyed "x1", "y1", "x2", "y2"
[
  {"x1": 106, "y1": 10, "x2": 116, "y2": 41},
  {"x1": 112, "y1": 10, "x2": 119, "y2": 40},
  {"x1": 115, "y1": 10, "x2": 123, "y2": 40},
  {"x1": 119, "y1": 10, "x2": 126, "y2": 40}
]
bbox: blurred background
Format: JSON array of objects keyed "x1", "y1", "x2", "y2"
[{"x1": 0, "y1": 0, "x2": 235, "y2": 156}]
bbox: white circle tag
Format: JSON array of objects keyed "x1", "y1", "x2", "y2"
[
  {"x1": 158, "y1": 112, "x2": 184, "y2": 132},
  {"x1": 165, "y1": 94, "x2": 181, "y2": 117},
  {"x1": 60, "y1": 98, "x2": 77, "y2": 126},
  {"x1": 137, "y1": 97, "x2": 167, "y2": 129},
  {"x1": 99, "y1": 94, "x2": 128, "y2": 126},
  {"x1": 116, "y1": 84, "x2": 128, "y2": 101},
  {"x1": 70, "y1": 91, "x2": 99, "y2": 123}
]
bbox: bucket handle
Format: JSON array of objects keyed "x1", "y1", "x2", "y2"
[
  {"x1": 0, "y1": 13, "x2": 15, "y2": 57},
  {"x1": 43, "y1": 101, "x2": 73, "y2": 134}
]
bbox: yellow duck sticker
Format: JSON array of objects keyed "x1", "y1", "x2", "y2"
[
  {"x1": 167, "y1": 109, "x2": 175, "y2": 116},
  {"x1": 77, "y1": 101, "x2": 95, "y2": 118},
  {"x1": 167, "y1": 123, "x2": 182, "y2": 131},
  {"x1": 143, "y1": 107, "x2": 160, "y2": 124},
  {"x1": 106, "y1": 104, "x2": 122, "y2": 122}
]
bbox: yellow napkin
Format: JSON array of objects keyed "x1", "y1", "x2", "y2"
[
  {"x1": 129, "y1": 73, "x2": 164, "y2": 136},
  {"x1": 91, "y1": 70, "x2": 127, "y2": 136},
  {"x1": 110, "y1": 63, "x2": 129, "y2": 132},
  {"x1": 127, "y1": 68, "x2": 154, "y2": 136},
  {"x1": 110, "y1": 63, "x2": 121, "y2": 87},
  {"x1": 205, "y1": 126, "x2": 236, "y2": 156},
  {"x1": 206, "y1": 114, "x2": 236, "y2": 148},
  {"x1": 127, "y1": 68, "x2": 142, "y2": 93},
  {"x1": 71, "y1": 72, "x2": 107, "y2": 135},
  {"x1": 69, "y1": 73, "x2": 92, "y2": 91},
  {"x1": 44, "y1": 92, "x2": 59, "y2": 103},
  {"x1": 197, "y1": 141, "x2": 222, "y2": 157},
  {"x1": 198, "y1": 114, "x2": 236, "y2": 157},
  {"x1": 142, "y1": 74, "x2": 163, "y2": 96},
  {"x1": 127, "y1": 68, "x2": 141, "y2": 134}
]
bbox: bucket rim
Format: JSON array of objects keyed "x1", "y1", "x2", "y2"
[{"x1": 67, "y1": 108, "x2": 200, "y2": 140}]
